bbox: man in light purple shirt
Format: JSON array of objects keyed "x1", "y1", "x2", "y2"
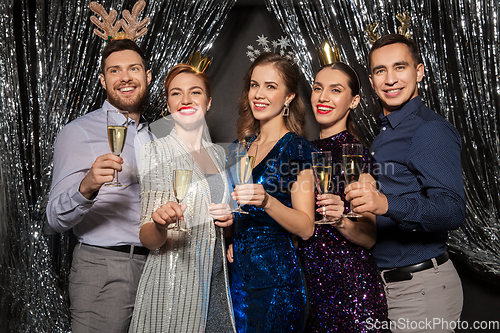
[{"x1": 47, "y1": 39, "x2": 153, "y2": 333}]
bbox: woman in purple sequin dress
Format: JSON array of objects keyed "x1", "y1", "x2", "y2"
[{"x1": 297, "y1": 63, "x2": 387, "y2": 332}]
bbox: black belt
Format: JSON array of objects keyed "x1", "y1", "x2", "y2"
[
  {"x1": 381, "y1": 252, "x2": 449, "y2": 283},
  {"x1": 82, "y1": 243, "x2": 149, "y2": 256}
]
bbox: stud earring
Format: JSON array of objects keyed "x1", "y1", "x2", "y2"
[{"x1": 282, "y1": 102, "x2": 290, "y2": 117}]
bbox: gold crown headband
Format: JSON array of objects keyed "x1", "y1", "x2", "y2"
[
  {"x1": 89, "y1": 0, "x2": 150, "y2": 42},
  {"x1": 187, "y1": 51, "x2": 212, "y2": 73},
  {"x1": 318, "y1": 41, "x2": 341, "y2": 66},
  {"x1": 365, "y1": 11, "x2": 412, "y2": 44},
  {"x1": 316, "y1": 41, "x2": 360, "y2": 87},
  {"x1": 161, "y1": 51, "x2": 212, "y2": 118}
]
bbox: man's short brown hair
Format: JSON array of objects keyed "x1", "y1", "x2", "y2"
[{"x1": 100, "y1": 39, "x2": 148, "y2": 74}]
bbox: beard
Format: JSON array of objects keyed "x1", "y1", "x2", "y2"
[{"x1": 106, "y1": 83, "x2": 148, "y2": 114}]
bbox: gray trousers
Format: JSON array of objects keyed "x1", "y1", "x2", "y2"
[
  {"x1": 380, "y1": 259, "x2": 463, "y2": 333},
  {"x1": 69, "y1": 243, "x2": 147, "y2": 333}
]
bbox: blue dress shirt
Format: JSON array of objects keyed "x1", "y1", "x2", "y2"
[
  {"x1": 46, "y1": 101, "x2": 154, "y2": 247},
  {"x1": 370, "y1": 96, "x2": 465, "y2": 269}
]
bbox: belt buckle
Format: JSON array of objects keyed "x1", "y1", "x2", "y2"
[{"x1": 385, "y1": 270, "x2": 413, "y2": 283}]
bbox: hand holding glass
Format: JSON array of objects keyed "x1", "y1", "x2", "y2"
[
  {"x1": 342, "y1": 143, "x2": 363, "y2": 218},
  {"x1": 171, "y1": 169, "x2": 192, "y2": 232},
  {"x1": 312, "y1": 151, "x2": 333, "y2": 224},
  {"x1": 232, "y1": 143, "x2": 258, "y2": 214},
  {"x1": 106, "y1": 110, "x2": 128, "y2": 187}
]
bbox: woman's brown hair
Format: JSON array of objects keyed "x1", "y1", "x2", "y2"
[{"x1": 236, "y1": 52, "x2": 306, "y2": 142}]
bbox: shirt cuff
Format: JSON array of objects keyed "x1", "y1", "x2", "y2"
[
  {"x1": 71, "y1": 182, "x2": 97, "y2": 206},
  {"x1": 376, "y1": 215, "x2": 397, "y2": 229},
  {"x1": 376, "y1": 194, "x2": 400, "y2": 229}
]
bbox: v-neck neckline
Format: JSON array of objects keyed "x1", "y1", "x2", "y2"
[{"x1": 250, "y1": 132, "x2": 293, "y2": 172}]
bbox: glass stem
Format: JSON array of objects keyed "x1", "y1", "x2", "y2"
[
  {"x1": 114, "y1": 169, "x2": 119, "y2": 183},
  {"x1": 176, "y1": 200, "x2": 181, "y2": 229}
]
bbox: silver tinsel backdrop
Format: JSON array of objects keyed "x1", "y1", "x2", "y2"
[
  {"x1": 266, "y1": 0, "x2": 500, "y2": 273},
  {"x1": 0, "y1": 0, "x2": 499, "y2": 331},
  {"x1": 0, "y1": 0, "x2": 236, "y2": 331}
]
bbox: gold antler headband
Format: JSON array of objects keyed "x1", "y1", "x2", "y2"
[
  {"x1": 365, "y1": 23, "x2": 381, "y2": 45},
  {"x1": 396, "y1": 12, "x2": 411, "y2": 39},
  {"x1": 365, "y1": 11, "x2": 412, "y2": 44},
  {"x1": 90, "y1": 0, "x2": 150, "y2": 42}
]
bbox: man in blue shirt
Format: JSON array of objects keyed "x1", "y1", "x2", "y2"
[
  {"x1": 47, "y1": 39, "x2": 153, "y2": 333},
  {"x1": 346, "y1": 34, "x2": 465, "y2": 332}
]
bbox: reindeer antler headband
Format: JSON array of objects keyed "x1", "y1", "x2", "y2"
[
  {"x1": 89, "y1": 0, "x2": 150, "y2": 42},
  {"x1": 365, "y1": 11, "x2": 412, "y2": 44}
]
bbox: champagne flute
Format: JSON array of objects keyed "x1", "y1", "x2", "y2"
[
  {"x1": 171, "y1": 168, "x2": 192, "y2": 232},
  {"x1": 342, "y1": 143, "x2": 363, "y2": 218},
  {"x1": 312, "y1": 151, "x2": 333, "y2": 224},
  {"x1": 106, "y1": 110, "x2": 129, "y2": 187},
  {"x1": 232, "y1": 143, "x2": 258, "y2": 214}
]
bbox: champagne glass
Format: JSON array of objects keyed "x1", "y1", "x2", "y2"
[
  {"x1": 171, "y1": 168, "x2": 192, "y2": 232},
  {"x1": 312, "y1": 151, "x2": 333, "y2": 224},
  {"x1": 232, "y1": 143, "x2": 258, "y2": 214},
  {"x1": 342, "y1": 143, "x2": 363, "y2": 218},
  {"x1": 106, "y1": 110, "x2": 129, "y2": 186}
]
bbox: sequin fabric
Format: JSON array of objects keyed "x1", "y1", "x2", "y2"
[
  {"x1": 229, "y1": 132, "x2": 317, "y2": 333},
  {"x1": 297, "y1": 131, "x2": 388, "y2": 332},
  {"x1": 131, "y1": 132, "x2": 236, "y2": 333}
]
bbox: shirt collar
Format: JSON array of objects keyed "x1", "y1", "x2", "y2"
[
  {"x1": 102, "y1": 100, "x2": 149, "y2": 130},
  {"x1": 379, "y1": 96, "x2": 423, "y2": 129}
]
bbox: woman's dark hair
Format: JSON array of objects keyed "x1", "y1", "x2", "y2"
[{"x1": 237, "y1": 52, "x2": 306, "y2": 142}]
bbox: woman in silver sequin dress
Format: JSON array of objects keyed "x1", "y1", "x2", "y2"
[{"x1": 129, "y1": 64, "x2": 236, "y2": 333}]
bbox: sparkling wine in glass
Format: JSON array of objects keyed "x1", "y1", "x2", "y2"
[
  {"x1": 312, "y1": 151, "x2": 333, "y2": 223},
  {"x1": 342, "y1": 143, "x2": 363, "y2": 218},
  {"x1": 232, "y1": 143, "x2": 258, "y2": 214},
  {"x1": 171, "y1": 169, "x2": 192, "y2": 232},
  {"x1": 106, "y1": 110, "x2": 129, "y2": 187}
]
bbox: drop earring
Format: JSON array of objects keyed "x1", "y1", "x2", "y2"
[{"x1": 282, "y1": 102, "x2": 290, "y2": 117}]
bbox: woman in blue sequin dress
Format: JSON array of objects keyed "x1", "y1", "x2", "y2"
[
  {"x1": 297, "y1": 63, "x2": 387, "y2": 332},
  {"x1": 227, "y1": 52, "x2": 317, "y2": 332}
]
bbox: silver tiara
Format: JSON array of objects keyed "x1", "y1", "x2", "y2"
[{"x1": 246, "y1": 34, "x2": 296, "y2": 64}]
